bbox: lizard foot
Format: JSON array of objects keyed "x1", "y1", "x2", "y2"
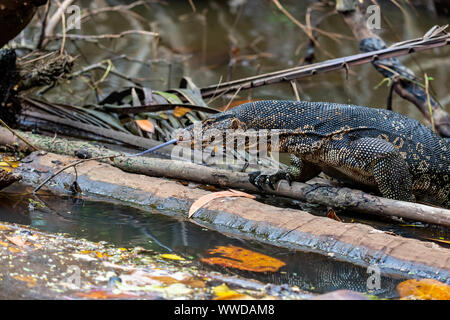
[{"x1": 248, "y1": 170, "x2": 292, "y2": 191}]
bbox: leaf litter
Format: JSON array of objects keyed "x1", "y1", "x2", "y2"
[{"x1": 0, "y1": 221, "x2": 310, "y2": 300}]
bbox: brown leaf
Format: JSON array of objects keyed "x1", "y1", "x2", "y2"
[
  {"x1": 326, "y1": 207, "x2": 342, "y2": 222},
  {"x1": 201, "y1": 244, "x2": 286, "y2": 272},
  {"x1": 76, "y1": 290, "x2": 136, "y2": 299},
  {"x1": 397, "y1": 279, "x2": 450, "y2": 300},
  {"x1": 8, "y1": 247, "x2": 21, "y2": 253},
  {"x1": 135, "y1": 119, "x2": 155, "y2": 133},
  {"x1": 5, "y1": 235, "x2": 26, "y2": 247},
  {"x1": 188, "y1": 190, "x2": 255, "y2": 218},
  {"x1": 13, "y1": 275, "x2": 37, "y2": 287},
  {"x1": 173, "y1": 106, "x2": 191, "y2": 118}
]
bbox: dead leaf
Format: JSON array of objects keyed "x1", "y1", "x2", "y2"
[
  {"x1": 213, "y1": 283, "x2": 239, "y2": 298},
  {"x1": 160, "y1": 253, "x2": 185, "y2": 261},
  {"x1": 5, "y1": 235, "x2": 26, "y2": 247},
  {"x1": 397, "y1": 279, "x2": 450, "y2": 300},
  {"x1": 326, "y1": 208, "x2": 342, "y2": 222},
  {"x1": 0, "y1": 225, "x2": 11, "y2": 231},
  {"x1": 13, "y1": 275, "x2": 37, "y2": 287},
  {"x1": 212, "y1": 283, "x2": 254, "y2": 300},
  {"x1": 201, "y1": 244, "x2": 286, "y2": 272},
  {"x1": 8, "y1": 247, "x2": 21, "y2": 253},
  {"x1": 148, "y1": 276, "x2": 178, "y2": 285},
  {"x1": 189, "y1": 190, "x2": 255, "y2": 218},
  {"x1": 76, "y1": 290, "x2": 135, "y2": 299},
  {"x1": 181, "y1": 277, "x2": 205, "y2": 288},
  {"x1": 95, "y1": 251, "x2": 109, "y2": 259},
  {"x1": 0, "y1": 158, "x2": 20, "y2": 173},
  {"x1": 135, "y1": 119, "x2": 155, "y2": 133},
  {"x1": 173, "y1": 106, "x2": 191, "y2": 118}
]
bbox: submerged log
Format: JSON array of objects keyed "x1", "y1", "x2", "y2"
[
  {"x1": 14, "y1": 151, "x2": 450, "y2": 283},
  {"x1": 1, "y1": 128, "x2": 449, "y2": 227}
]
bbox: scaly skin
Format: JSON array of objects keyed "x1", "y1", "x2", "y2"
[{"x1": 191, "y1": 100, "x2": 450, "y2": 208}]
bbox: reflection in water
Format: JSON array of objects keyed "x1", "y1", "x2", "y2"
[{"x1": 0, "y1": 185, "x2": 406, "y2": 297}]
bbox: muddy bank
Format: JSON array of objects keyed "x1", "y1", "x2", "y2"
[{"x1": 15, "y1": 152, "x2": 450, "y2": 284}]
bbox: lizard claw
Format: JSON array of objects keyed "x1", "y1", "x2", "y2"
[
  {"x1": 267, "y1": 171, "x2": 293, "y2": 190},
  {"x1": 248, "y1": 171, "x2": 264, "y2": 192},
  {"x1": 249, "y1": 171, "x2": 292, "y2": 192}
]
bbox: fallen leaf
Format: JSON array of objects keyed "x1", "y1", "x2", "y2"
[
  {"x1": 0, "y1": 159, "x2": 19, "y2": 173},
  {"x1": 148, "y1": 276, "x2": 178, "y2": 285},
  {"x1": 213, "y1": 284, "x2": 239, "y2": 299},
  {"x1": 181, "y1": 277, "x2": 205, "y2": 288},
  {"x1": 95, "y1": 251, "x2": 110, "y2": 258},
  {"x1": 160, "y1": 253, "x2": 185, "y2": 261},
  {"x1": 215, "y1": 293, "x2": 255, "y2": 300},
  {"x1": 212, "y1": 283, "x2": 254, "y2": 300},
  {"x1": 0, "y1": 165, "x2": 13, "y2": 173},
  {"x1": 201, "y1": 244, "x2": 286, "y2": 272},
  {"x1": 5, "y1": 235, "x2": 26, "y2": 247},
  {"x1": 189, "y1": 190, "x2": 255, "y2": 218},
  {"x1": 397, "y1": 279, "x2": 450, "y2": 300},
  {"x1": 0, "y1": 225, "x2": 11, "y2": 231},
  {"x1": 173, "y1": 106, "x2": 191, "y2": 118},
  {"x1": 326, "y1": 208, "x2": 342, "y2": 222},
  {"x1": 135, "y1": 119, "x2": 155, "y2": 133},
  {"x1": 76, "y1": 290, "x2": 135, "y2": 299},
  {"x1": 8, "y1": 247, "x2": 21, "y2": 253},
  {"x1": 13, "y1": 275, "x2": 37, "y2": 287}
]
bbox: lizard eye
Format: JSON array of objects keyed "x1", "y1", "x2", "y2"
[{"x1": 230, "y1": 119, "x2": 240, "y2": 130}]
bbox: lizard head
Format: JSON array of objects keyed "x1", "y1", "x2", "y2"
[{"x1": 176, "y1": 112, "x2": 248, "y2": 150}]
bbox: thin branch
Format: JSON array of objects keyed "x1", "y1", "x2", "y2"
[
  {"x1": 199, "y1": 33, "x2": 450, "y2": 98},
  {"x1": 50, "y1": 30, "x2": 159, "y2": 42},
  {"x1": 0, "y1": 118, "x2": 39, "y2": 151},
  {"x1": 33, "y1": 154, "x2": 124, "y2": 193}
]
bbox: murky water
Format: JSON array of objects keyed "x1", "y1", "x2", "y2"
[{"x1": 1, "y1": 184, "x2": 408, "y2": 298}]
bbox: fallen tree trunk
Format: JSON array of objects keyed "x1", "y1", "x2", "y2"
[{"x1": 1, "y1": 127, "x2": 449, "y2": 227}]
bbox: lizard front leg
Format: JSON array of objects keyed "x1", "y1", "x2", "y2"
[
  {"x1": 249, "y1": 154, "x2": 321, "y2": 191},
  {"x1": 348, "y1": 138, "x2": 415, "y2": 202}
]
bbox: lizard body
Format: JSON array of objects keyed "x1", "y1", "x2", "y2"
[{"x1": 191, "y1": 100, "x2": 450, "y2": 208}]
